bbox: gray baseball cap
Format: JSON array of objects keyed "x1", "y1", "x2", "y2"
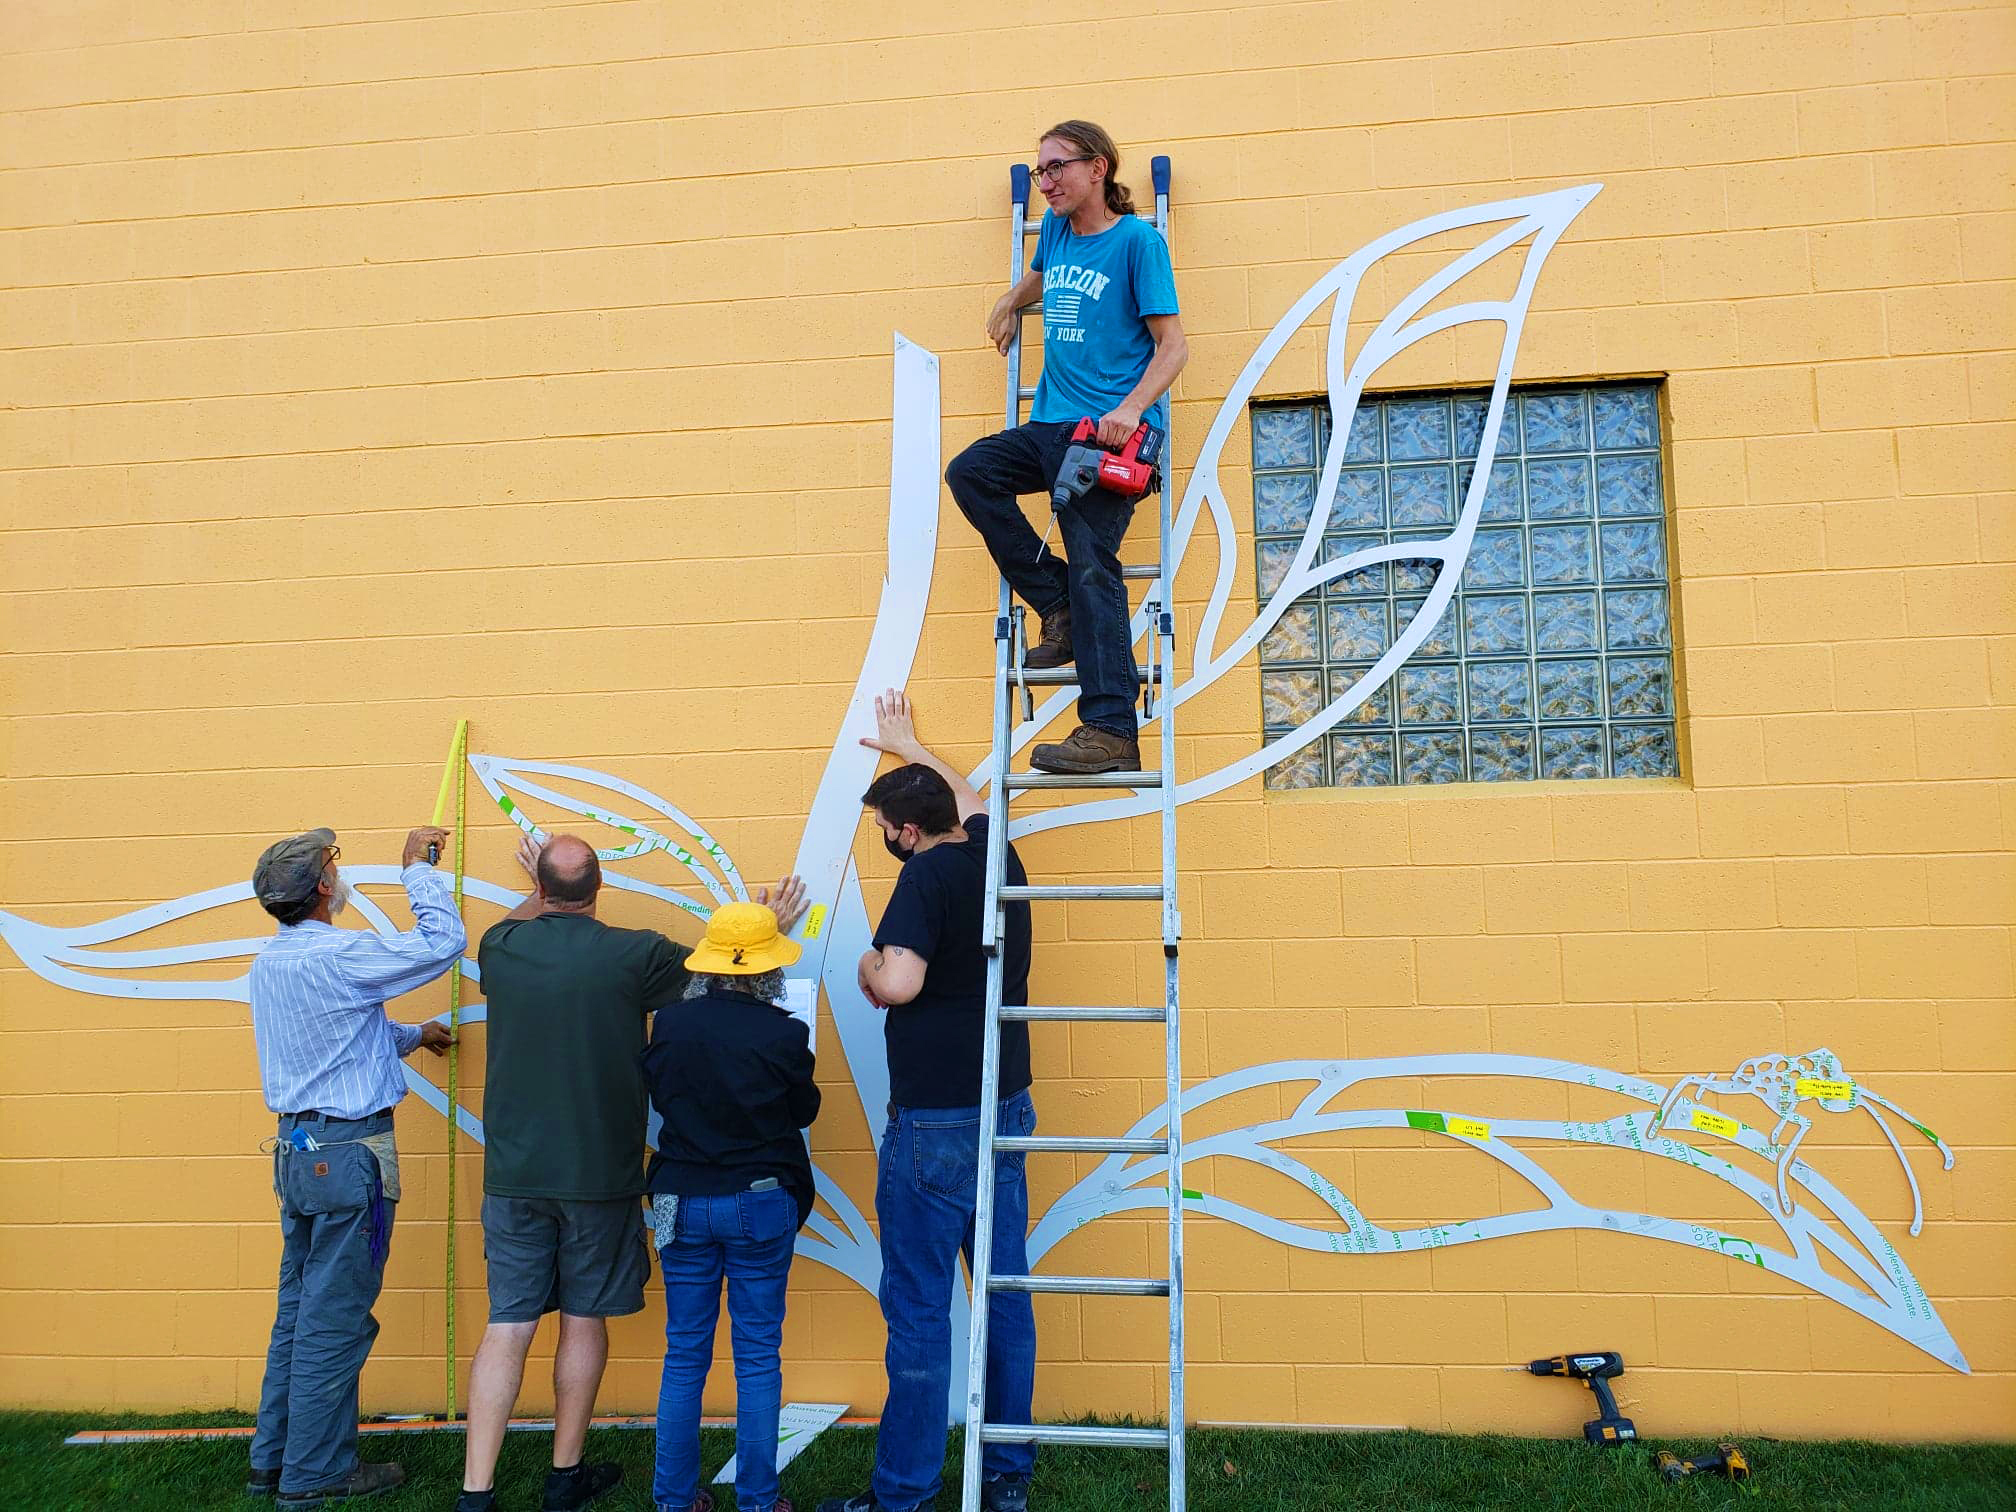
[{"x1": 253, "y1": 827, "x2": 337, "y2": 913}]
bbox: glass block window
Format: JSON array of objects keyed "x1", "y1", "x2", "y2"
[{"x1": 1253, "y1": 384, "x2": 1678, "y2": 789}]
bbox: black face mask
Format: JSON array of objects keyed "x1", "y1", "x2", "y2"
[{"x1": 883, "y1": 830, "x2": 913, "y2": 863}]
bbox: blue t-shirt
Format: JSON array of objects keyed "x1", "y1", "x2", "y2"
[{"x1": 1027, "y1": 209, "x2": 1179, "y2": 434}]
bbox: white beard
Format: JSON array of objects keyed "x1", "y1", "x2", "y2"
[{"x1": 327, "y1": 869, "x2": 352, "y2": 918}]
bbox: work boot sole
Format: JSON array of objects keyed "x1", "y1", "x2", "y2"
[
  {"x1": 1021, "y1": 646, "x2": 1074, "y2": 669},
  {"x1": 275, "y1": 1490, "x2": 399, "y2": 1510},
  {"x1": 276, "y1": 1466, "x2": 404, "y2": 1509}
]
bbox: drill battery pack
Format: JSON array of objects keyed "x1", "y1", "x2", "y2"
[{"x1": 1051, "y1": 417, "x2": 1165, "y2": 508}]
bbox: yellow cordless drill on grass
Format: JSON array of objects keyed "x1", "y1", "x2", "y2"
[{"x1": 1657, "y1": 1444, "x2": 1751, "y2": 1484}]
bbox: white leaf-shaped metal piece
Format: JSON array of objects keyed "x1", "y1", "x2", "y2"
[
  {"x1": 0, "y1": 861, "x2": 883, "y2": 1280},
  {"x1": 982, "y1": 184, "x2": 1603, "y2": 835},
  {"x1": 0, "y1": 865, "x2": 519, "y2": 1005},
  {"x1": 1027, "y1": 1054, "x2": 1967, "y2": 1373},
  {"x1": 468, "y1": 752, "x2": 746, "y2": 920}
]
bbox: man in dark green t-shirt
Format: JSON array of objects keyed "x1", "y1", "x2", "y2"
[{"x1": 456, "y1": 834, "x2": 805, "y2": 1512}]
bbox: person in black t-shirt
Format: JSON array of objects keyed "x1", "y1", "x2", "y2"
[{"x1": 818, "y1": 691, "x2": 1037, "y2": 1512}]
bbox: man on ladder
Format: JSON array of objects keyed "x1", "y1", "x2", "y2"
[{"x1": 945, "y1": 119, "x2": 1188, "y2": 776}]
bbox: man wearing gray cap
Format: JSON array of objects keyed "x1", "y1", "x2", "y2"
[{"x1": 245, "y1": 824, "x2": 464, "y2": 1508}]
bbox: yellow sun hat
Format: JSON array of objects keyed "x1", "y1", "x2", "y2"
[{"x1": 686, "y1": 901, "x2": 803, "y2": 975}]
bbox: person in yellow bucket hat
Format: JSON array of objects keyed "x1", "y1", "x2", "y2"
[
  {"x1": 683, "y1": 900, "x2": 804, "y2": 975},
  {"x1": 641, "y1": 901, "x2": 821, "y2": 1512}
]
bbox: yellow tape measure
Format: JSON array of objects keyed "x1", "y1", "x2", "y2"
[{"x1": 431, "y1": 719, "x2": 469, "y2": 1421}]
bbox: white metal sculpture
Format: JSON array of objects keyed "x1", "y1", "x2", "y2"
[
  {"x1": 977, "y1": 183, "x2": 1604, "y2": 832},
  {"x1": 0, "y1": 192, "x2": 1970, "y2": 1374},
  {"x1": 1026, "y1": 1055, "x2": 1966, "y2": 1373},
  {"x1": 1647, "y1": 1048, "x2": 1954, "y2": 1235}
]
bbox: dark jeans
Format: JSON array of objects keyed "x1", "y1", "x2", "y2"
[
  {"x1": 251, "y1": 1110, "x2": 394, "y2": 1494},
  {"x1": 654, "y1": 1187, "x2": 798, "y2": 1512},
  {"x1": 946, "y1": 422, "x2": 1142, "y2": 737},
  {"x1": 870, "y1": 1091, "x2": 1038, "y2": 1512}
]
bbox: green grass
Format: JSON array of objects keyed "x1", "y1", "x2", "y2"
[{"x1": 1, "y1": 1411, "x2": 2010, "y2": 1511}]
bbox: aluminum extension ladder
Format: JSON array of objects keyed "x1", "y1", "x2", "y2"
[{"x1": 961, "y1": 155, "x2": 1186, "y2": 1512}]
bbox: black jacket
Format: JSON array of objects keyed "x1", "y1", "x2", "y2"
[{"x1": 640, "y1": 987, "x2": 820, "y2": 1228}]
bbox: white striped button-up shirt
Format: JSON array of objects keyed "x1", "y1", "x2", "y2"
[{"x1": 250, "y1": 863, "x2": 467, "y2": 1119}]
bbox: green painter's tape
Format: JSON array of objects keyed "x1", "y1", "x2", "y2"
[{"x1": 1406, "y1": 1110, "x2": 1447, "y2": 1133}]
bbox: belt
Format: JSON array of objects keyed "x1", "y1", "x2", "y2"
[{"x1": 281, "y1": 1107, "x2": 393, "y2": 1122}]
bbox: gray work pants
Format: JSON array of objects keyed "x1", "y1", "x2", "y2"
[{"x1": 250, "y1": 1109, "x2": 395, "y2": 1493}]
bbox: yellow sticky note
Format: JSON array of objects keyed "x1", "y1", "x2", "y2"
[
  {"x1": 1447, "y1": 1117, "x2": 1491, "y2": 1140},
  {"x1": 1690, "y1": 1108, "x2": 1741, "y2": 1139},
  {"x1": 802, "y1": 904, "x2": 827, "y2": 940},
  {"x1": 1795, "y1": 1077, "x2": 1854, "y2": 1101}
]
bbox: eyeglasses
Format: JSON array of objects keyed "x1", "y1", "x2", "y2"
[
  {"x1": 1031, "y1": 154, "x2": 1093, "y2": 183},
  {"x1": 323, "y1": 844, "x2": 342, "y2": 865}
]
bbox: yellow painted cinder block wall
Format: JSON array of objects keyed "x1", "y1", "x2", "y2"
[{"x1": 3, "y1": 0, "x2": 2011, "y2": 1441}]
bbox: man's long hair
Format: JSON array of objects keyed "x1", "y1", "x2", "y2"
[{"x1": 1042, "y1": 119, "x2": 1134, "y2": 217}]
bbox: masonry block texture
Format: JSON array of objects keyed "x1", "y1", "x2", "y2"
[{"x1": 1, "y1": 0, "x2": 2011, "y2": 1441}]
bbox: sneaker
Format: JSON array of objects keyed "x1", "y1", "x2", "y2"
[
  {"x1": 768, "y1": 1502, "x2": 796, "y2": 1512},
  {"x1": 454, "y1": 1491, "x2": 498, "y2": 1512},
  {"x1": 275, "y1": 1461, "x2": 404, "y2": 1507},
  {"x1": 984, "y1": 1475, "x2": 1031, "y2": 1512},
  {"x1": 656, "y1": 1493, "x2": 714, "y2": 1512},
  {"x1": 544, "y1": 1460, "x2": 623, "y2": 1511},
  {"x1": 1029, "y1": 723, "x2": 1140, "y2": 774},
  {"x1": 814, "y1": 1496, "x2": 895, "y2": 1512},
  {"x1": 1023, "y1": 607, "x2": 1074, "y2": 670},
  {"x1": 245, "y1": 1466, "x2": 280, "y2": 1498}
]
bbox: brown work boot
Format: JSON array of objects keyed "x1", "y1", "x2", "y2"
[
  {"x1": 1022, "y1": 606, "x2": 1073, "y2": 669},
  {"x1": 1030, "y1": 723, "x2": 1140, "y2": 774},
  {"x1": 275, "y1": 1460, "x2": 403, "y2": 1507}
]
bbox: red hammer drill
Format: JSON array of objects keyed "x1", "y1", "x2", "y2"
[{"x1": 1050, "y1": 417, "x2": 1165, "y2": 509}]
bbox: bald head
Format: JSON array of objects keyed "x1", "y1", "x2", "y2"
[{"x1": 536, "y1": 834, "x2": 601, "y2": 909}]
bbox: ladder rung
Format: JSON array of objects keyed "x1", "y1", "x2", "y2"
[
  {"x1": 1000, "y1": 1005, "x2": 1166, "y2": 1023},
  {"x1": 1121, "y1": 563, "x2": 1163, "y2": 580},
  {"x1": 1017, "y1": 663, "x2": 1160, "y2": 686},
  {"x1": 1005, "y1": 769, "x2": 1163, "y2": 790},
  {"x1": 1021, "y1": 213, "x2": 1159, "y2": 233},
  {"x1": 988, "y1": 1274, "x2": 1169, "y2": 1296},
  {"x1": 980, "y1": 1422, "x2": 1171, "y2": 1449},
  {"x1": 999, "y1": 883, "x2": 1163, "y2": 902},
  {"x1": 995, "y1": 1134, "x2": 1168, "y2": 1154},
  {"x1": 1017, "y1": 385, "x2": 1037, "y2": 399}
]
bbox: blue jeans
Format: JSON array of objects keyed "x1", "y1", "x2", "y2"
[
  {"x1": 250, "y1": 1110, "x2": 394, "y2": 1494},
  {"x1": 947, "y1": 423, "x2": 1142, "y2": 737},
  {"x1": 871, "y1": 1091, "x2": 1038, "y2": 1512},
  {"x1": 653, "y1": 1187, "x2": 798, "y2": 1512}
]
